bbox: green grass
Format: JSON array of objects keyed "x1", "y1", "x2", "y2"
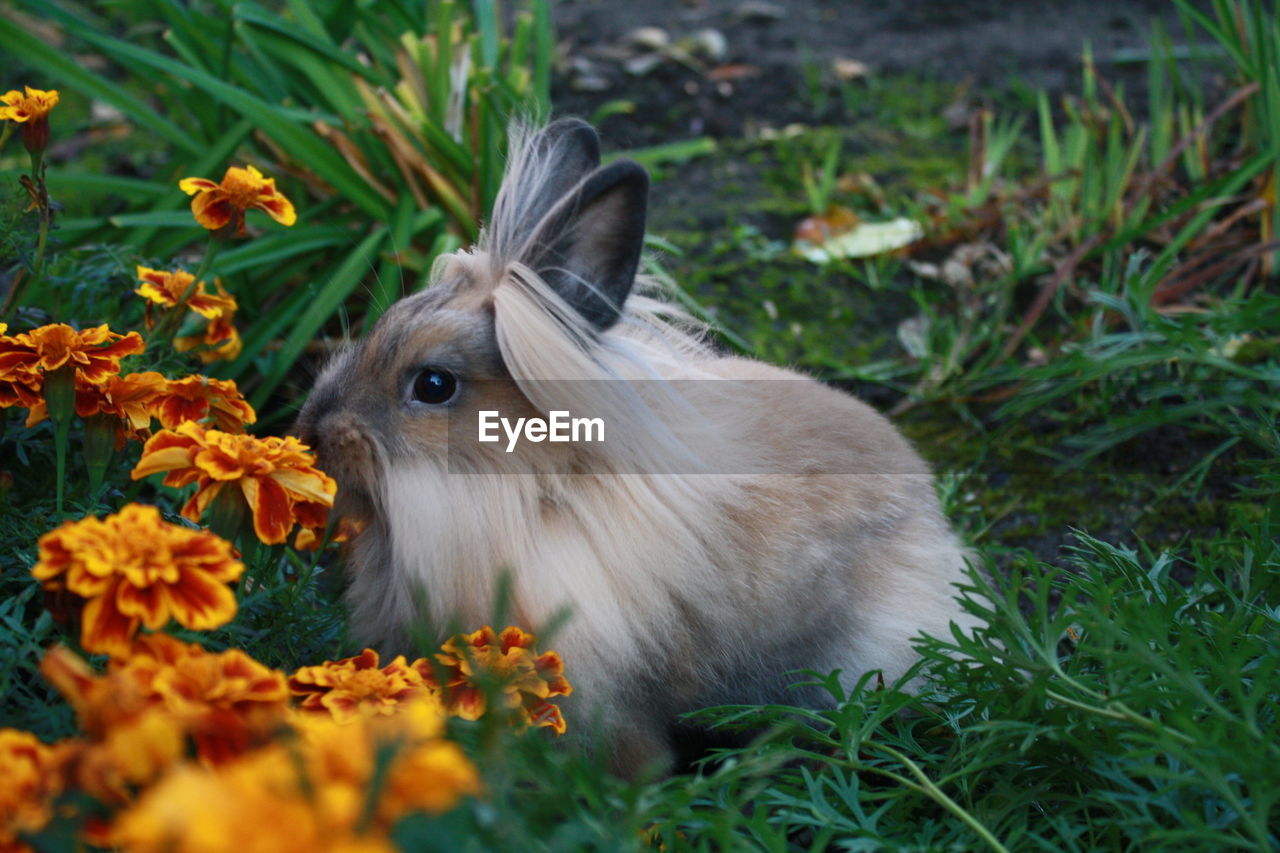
[{"x1": 1, "y1": 0, "x2": 1279, "y2": 850}]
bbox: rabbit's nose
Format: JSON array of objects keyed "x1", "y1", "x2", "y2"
[
  {"x1": 292, "y1": 393, "x2": 331, "y2": 450},
  {"x1": 292, "y1": 416, "x2": 318, "y2": 449}
]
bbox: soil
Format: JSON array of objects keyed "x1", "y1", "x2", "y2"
[
  {"x1": 552, "y1": 0, "x2": 1192, "y2": 148},
  {"x1": 548, "y1": 0, "x2": 1246, "y2": 566}
]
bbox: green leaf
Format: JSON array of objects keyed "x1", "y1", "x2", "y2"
[
  {"x1": 236, "y1": 2, "x2": 394, "y2": 88},
  {"x1": 215, "y1": 227, "x2": 351, "y2": 275},
  {"x1": 107, "y1": 212, "x2": 204, "y2": 229},
  {"x1": 0, "y1": 171, "x2": 167, "y2": 201},
  {"x1": 23, "y1": 9, "x2": 392, "y2": 220},
  {"x1": 251, "y1": 228, "x2": 387, "y2": 407}
]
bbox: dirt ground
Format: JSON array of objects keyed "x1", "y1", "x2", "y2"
[
  {"x1": 548, "y1": 1, "x2": 1242, "y2": 563},
  {"x1": 553, "y1": 0, "x2": 1190, "y2": 148}
]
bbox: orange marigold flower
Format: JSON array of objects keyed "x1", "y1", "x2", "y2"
[
  {"x1": 31, "y1": 504, "x2": 244, "y2": 659},
  {"x1": 176, "y1": 322, "x2": 242, "y2": 364},
  {"x1": 179, "y1": 165, "x2": 297, "y2": 237},
  {"x1": 136, "y1": 268, "x2": 242, "y2": 364},
  {"x1": 432, "y1": 626, "x2": 573, "y2": 735},
  {"x1": 150, "y1": 375, "x2": 255, "y2": 433},
  {"x1": 103, "y1": 371, "x2": 170, "y2": 437},
  {"x1": 132, "y1": 638, "x2": 291, "y2": 766},
  {"x1": 0, "y1": 323, "x2": 143, "y2": 381},
  {"x1": 18, "y1": 369, "x2": 167, "y2": 433},
  {"x1": 289, "y1": 649, "x2": 438, "y2": 723},
  {"x1": 293, "y1": 698, "x2": 479, "y2": 824},
  {"x1": 110, "y1": 742, "x2": 399, "y2": 853},
  {"x1": 131, "y1": 421, "x2": 336, "y2": 546},
  {"x1": 0, "y1": 324, "x2": 144, "y2": 419},
  {"x1": 0, "y1": 358, "x2": 40, "y2": 411},
  {"x1": 135, "y1": 266, "x2": 237, "y2": 324},
  {"x1": 0, "y1": 729, "x2": 72, "y2": 852},
  {"x1": 294, "y1": 514, "x2": 365, "y2": 552}
]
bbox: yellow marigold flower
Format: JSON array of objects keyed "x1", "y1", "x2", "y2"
[
  {"x1": 114, "y1": 698, "x2": 475, "y2": 852},
  {"x1": 0, "y1": 87, "x2": 58, "y2": 156},
  {"x1": 40, "y1": 637, "x2": 290, "y2": 802},
  {"x1": 110, "y1": 746, "x2": 396, "y2": 853},
  {"x1": 179, "y1": 164, "x2": 297, "y2": 237},
  {"x1": 131, "y1": 421, "x2": 336, "y2": 545},
  {"x1": 0, "y1": 729, "x2": 72, "y2": 852},
  {"x1": 432, "y1": 626, "x2": 573, "y2": 735},
  {"x1": 31, "y1": 504, "x2": 244, "y2": 659},
  {"x1": 0, "y1": 87, "x2": 58, "y2": 123},
  {"x1": 38, "y1": 645, "x2": 186, "y2": 806},
  {"x1": 289, "y1": 649, "x2": 438, "y2": 723},
  {"x1": 150, "y1": 374, "x2": 256, "y2": 433},
  {"x1": 292, "y1": 698, "x2": 479, "y2": 824}
]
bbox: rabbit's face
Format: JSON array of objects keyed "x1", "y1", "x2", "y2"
[
  {"x1": 295, "y1": 269, "x2": 544, "y2": 522},
  {"x1": 296, "y1": 118, "x2": 649, "y2": 524}
]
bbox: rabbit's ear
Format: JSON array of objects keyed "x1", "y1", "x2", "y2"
[
  {"x1": 521, "y1": 159, "x2": 649, "y2": 331},
  {"x1": 525, "y1": 118, "x2": 602, "y2": 208}
]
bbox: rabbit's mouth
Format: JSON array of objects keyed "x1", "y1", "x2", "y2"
[{"x1": 332, "y1": 478, "x2": 378, "y2": 524}]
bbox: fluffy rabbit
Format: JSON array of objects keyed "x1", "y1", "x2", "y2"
[{"x1": 295, "y1": 119, "x2": 976, "y2": 773}]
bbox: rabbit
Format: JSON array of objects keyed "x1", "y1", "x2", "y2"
[{"x1": 294, "y1": 118, "x2": 979, "y2": 775}]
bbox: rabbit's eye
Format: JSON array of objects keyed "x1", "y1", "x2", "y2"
[{"x1": 411, "y1": 368, "x2": 457, "y2": 405}]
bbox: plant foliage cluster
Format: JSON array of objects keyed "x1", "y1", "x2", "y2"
[{"x1": 0, "y1": 0, "x2": 1277, "y2": 850}]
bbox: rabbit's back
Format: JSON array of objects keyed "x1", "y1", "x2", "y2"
[{"x1": 299, "y1": 120, "x2": 975, "y2": 774}]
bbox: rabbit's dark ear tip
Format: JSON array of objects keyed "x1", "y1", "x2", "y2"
[
  {"x1": 598, "y1": 158, "x2": 649, "y2": 191},
  {"x1": 542, "y1": 117, "x2": 596, "y2": 137},
  {"x1": 536, "y1": 117, "x2": 601, "y2": 165}
]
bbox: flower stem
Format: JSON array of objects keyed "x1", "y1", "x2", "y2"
[
  {"x1": 82, "y1": 414, "x2": 117, "y2": 497},
  {"x1": 45, "y1": 367, "x2": 77, "y2": 519},
  {"x1": 186, "y1": 235, "x2": 221, "y2": 297},
  {"x1": 206, "y1": 484, "x2": 247, "y2": 543},
  {"x1": 27, "y1": 151, "x2": 48, "y2": 281},
  {"x1": 2, "y1": 158, "x2": 51, "y2": 321},
  {"x1": 149, "y1": 235, "x2": 220, "y2": 344},
  {"x1": 32, "y1": 204, "x2": 50, "y2": 281}
]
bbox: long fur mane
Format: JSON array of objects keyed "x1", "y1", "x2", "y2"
[{"x1": 371, "y1": 125, "x2": 766, "y2": 711}]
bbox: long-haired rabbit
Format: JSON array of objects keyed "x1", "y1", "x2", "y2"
[{"x1": 295, "y1": 119, "x2": 977, "y2": 773}]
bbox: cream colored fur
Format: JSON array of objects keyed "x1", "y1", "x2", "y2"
[{"x1": 298, "y1": 121, "x2": 977, "y2": 773}]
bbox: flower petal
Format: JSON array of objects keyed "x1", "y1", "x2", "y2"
[
  {"x1": 178, "y1": 177, "x2": 219, "y2": 195},
  {"x1": 131, "y1": 445, "x2": 196, "y2": 480},
  {"x1": 116, "y1": 580, "x2": 171, "y2": 630},
  {"x1": 270, "y1": 468, "x2": 336, "y2": 504},
  {"x1": 191, "y1": 192, "x2": 233, "y2": 230},
  {"x1": 81, "y1": 581, "x2": 140, "y2": 658},
  {"x1": 166, "y1": 567, "x2": 237, "y2": 631},
  {"x1": 252, "y1": 195, "x2": 297, "y2": 227},
  {"x1": 240, "y1": 476, "x2": 295, "y2": 545}
]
